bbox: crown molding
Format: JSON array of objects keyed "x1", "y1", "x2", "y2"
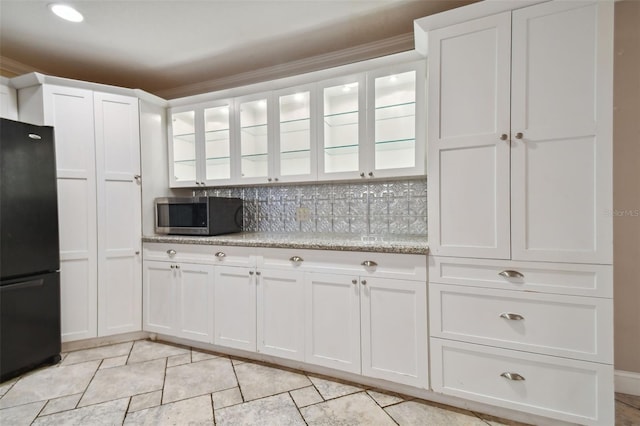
[{"x1": 157, "y1": 32, "x2": 415, "y2": 100}]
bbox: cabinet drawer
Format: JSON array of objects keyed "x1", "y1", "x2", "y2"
[
  {"x1": 430, "y1": 284, "x2": 612, "y2": 363},
  {"x1": 258, "y1": 248, "x2": 427, "y2": 281},
  {"x1": 429, "y1": 256, "x2": 612, "y2": 297},
  {"x1": 143, "y1": 243, "x2": 253, "y2": 267},
  {"x1": 430, "y1": 339, "x2": 614, "y2": 426}
]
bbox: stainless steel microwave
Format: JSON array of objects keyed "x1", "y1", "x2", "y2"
[{"x1": 155, "y1": 197, "x2": 243, "y2": 236}]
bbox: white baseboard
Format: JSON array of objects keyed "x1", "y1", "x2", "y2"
[{"x1": 615, "y1": 370, "x2": 640, "y2": 396}]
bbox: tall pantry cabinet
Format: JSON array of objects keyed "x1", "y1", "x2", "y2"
[
  {"x1": 417, "y1": 1, "x2": 614, "y2": 425},
  {"x1": 15, "y1": 77, "x2": 142, "y2": 341}
]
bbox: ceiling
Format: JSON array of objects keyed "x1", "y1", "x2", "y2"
[{"x1": 0, "y1": 0, "x2": 475, "y2": 99}]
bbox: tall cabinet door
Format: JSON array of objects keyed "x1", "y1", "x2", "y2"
[
  {"x1": 43, "y1": 85, "x2": 98, "y2": 342},
  {"x1": 94, "y1": 92, "x2": 142, "y2": 336},
  {"x1": 510, "y1": 1, "x2": 613, "y2": 264},
  {"x1": 427, "y1": 13, "x2": 512, "y2": 259}
]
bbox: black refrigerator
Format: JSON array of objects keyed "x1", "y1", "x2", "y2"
[{"x1": 0, "y1": 118, "x2": 61, "y2": 382}]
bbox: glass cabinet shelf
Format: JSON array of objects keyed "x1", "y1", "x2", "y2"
[
  {"x1": 174, "y1": 159, "x2": 197, "y2": 165},
  {"x1": 374, "y1": 138, "x2": 415, "y2": 151},
  {"x1": 324, "y1": 110, "x2": 358, "y2": 127},
  {"x1": 174, "y1": 133, "x2": 196, "y2": 143},
  {"x1": 375, "y1": 102, "x2": 416, "y2": 121},
  {"x1": 241, "y1": 124, "x2": 268, "y2": 136},
  {"x1": 241, "y1": 152, "x2": 269, "y2": 161},
  {"x1": 281, "y1": 117, "x2": 310, "y2": 133},
  {"x1": 324, "y1": 144, "x2": 359, "y2": 156},
  {"x1": 205, "y1": 156, "x2": 231, "y2": 165},
  {"x1": 205, "y1": 129, "x2": 230, "y2": 142},
  {"x1": 280, "y1": 149, "x2": 311, "y2": 159}
]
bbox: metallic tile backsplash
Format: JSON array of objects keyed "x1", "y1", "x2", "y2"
[{"x1": 205, "y1": 178, "x2": 427, "y2": 236}]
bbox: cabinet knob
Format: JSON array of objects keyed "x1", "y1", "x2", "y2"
[
  {"x1": 500, "y1": 372, "x2": 525, "y2": 381},
  {"x1": 215, "y1": 252, "x2": 226, "y2": 259},
  {"x1": 274, "y1": 178, "x2": 279, "y2": 182},
  {"x1": 167, "y1": 249, "x2": 177, "y2": 258},
  {"x1": 170, "y1": 264, "x2": 175, "y2": 269},
  {"x1": 256, "y1": 271, "x2": 261, "y2": 276},
  {"x1": 500, "y1": 134, "x2": 508, "y2": 141},
  {"x1": 368, "y1": 172, "x2": 374, "y2": 177},
  {"x1": 498, "y1": 270, "x2": 524, "y2": 279},
  {"x1": 268, "y1": 178, "x2": 273, "y2": 182},
  {"x1": 361, "y1": 280, "x2": 367, "y2": 285},
  {"x1": 289, "y1": 256, "x2": 304, "y2": 263},
  {"x1": 134, "y1": 174, "x2": 141, "y2": 183},
  {"x1": 175, "y1": 265, "x2": 180, "y2": 269},
  {"x1": 352, "y1": 279, "x2": 358, "y2": 285},
  {"x1": 135, "y1": 251, "x2": 140, "y2": 255},
  {"x1": 360, "y1": 172, "x2": 365, "y2": 178},
  {"x1": 361, "y1": 260, "x2": 378, "y2": 268},
  {"x1": 515, "y1": 132, "x2": 524, "y2": 139},
  {"x1": 499, "y1": 312, "x2": 524, "y2": 321},
  {"x1": 249, "y1": 271, "x2": 254, "y2": 275}
]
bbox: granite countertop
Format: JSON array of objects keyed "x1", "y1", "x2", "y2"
[{"x1": 142, "y1": 232, "x2": 429, "y2": 255}]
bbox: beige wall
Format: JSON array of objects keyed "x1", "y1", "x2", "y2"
[{"x1": 613, "y1": 0, "x2": 640, "y2": 374}]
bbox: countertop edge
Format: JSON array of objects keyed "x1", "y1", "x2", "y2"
[{"x1": 142, "y1": 235, "x2": 429, "y2": 255}]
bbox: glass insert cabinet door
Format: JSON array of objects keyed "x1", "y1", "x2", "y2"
[
  {"x1": 275, "y1": 87, "x2": 316, "y2": 181},
  {"x1": 171, "y1": 110, "x2": 197, "y2": 184},
  {"x1": 368, "y1": 62, "x2": 425, "y2": 177},
  {"x1": 238, "y1": 95, "x2": 270, "y2": 181},
  {"x1": 204, "y1": 103, "x2": 232, "y2": 181},
  {"x1": 318, "y1": 75, "x2": 365, "y2": 179}
]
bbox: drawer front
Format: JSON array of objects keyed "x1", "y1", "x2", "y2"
[
  {"x1": 429, "y1": 256, "x2": 612, "y2": 297},
  {"x1": 430, "y1": 284, "x2": 613, "y2": 363},
  {"x1": 430, "y1": 339, "x2": 614, "y2": 426},
  {"x1": 258, "y1": 248, "x2": 427, "y2": 281},
  {"x1": 144, "y1": 243, "x2": 254, "y2": 267}
]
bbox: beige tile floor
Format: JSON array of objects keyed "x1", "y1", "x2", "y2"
[{"x1": 0, "y1": 339, "x2": 638, "y2": 425}]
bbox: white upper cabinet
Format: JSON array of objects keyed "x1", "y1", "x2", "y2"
[
  {"x1": 274, "y1": 85, "x2": 318, "y2": 182},
  {"x1": 510, "y1": 1, "x2": 612, "y2": 264},
  {"x1": 168, "y1": 59, "x2": 426, "y2": 187},
  {"x1": 428, "y1": 2, "x2": 612, "y2": 264},
  {"x1": 0, "y1": 82, "x2": 18, "y2": 120},
  {"x1": 366, "y1": 62, "x2": 426, "y2": 179},
  {"x1": 236, "y1": 93, "x2": 272, "y2": 184},
  {"x1": 317, "y1": 74, "x2": 366, "y2": 181},
  {"x1": 169, "y1": 99, "x2": 235, "y2": 187}
]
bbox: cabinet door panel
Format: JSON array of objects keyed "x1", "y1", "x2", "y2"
[
  {"x1": 304, "y1": 273, "x2": 360, "y2": 373},
  {"x1": 511, "y1": 1, "x2": 613, "y2": 264},
  {"x1": 143, "y1": 261, "x2": 174, "y2": 334},
  {"x1": 257, "y1": 269, "x2": 305, "y2": 360},
  {"x1": 214, "y1": 266, "x2": 256, "y2": 351},
  {"x1": 94, "y1": 93, "x2": 142, "y2": 336},
  {"x1": 427, "y1": 13, "x2": 511, "y2": 259},
  {"x1": 178, "y1": 264, "x2": 214, "y2": 343},
  {"x1": 44, "y1": 86, "x2": 98, "y2": 341},
  {"x1": 361, "y1": 277, "x2": 427, "y2": 388}
]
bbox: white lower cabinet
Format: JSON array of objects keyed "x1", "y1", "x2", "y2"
[
  {"x1": 257, "y1": 269, "x2": 305, "y2": 361},
  {"x1": 143, "y1": 260, "x2": 213, "y2": 343},
  {"x1": 430, "y1": 339, "x2": 614, "y2": 425},
  {"x1": 143, "y1": 243, "x2": 428, "y2": 390},
  {"x1": 305, "y1": 272, "x2": 428, "y2": 387},
  {"x1": 304, "y1": 273, "x2": 361, "y2": 374},
  {"x1": 213, "y1": 266, "x2": 256, "y2": 352},
  {"x1": 361, "y1": 277, "x2": 427, "y2": 387}
]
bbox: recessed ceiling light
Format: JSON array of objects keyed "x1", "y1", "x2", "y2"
[{"x1": 49, "y1": 4, "x2": 84, "y2": 23}]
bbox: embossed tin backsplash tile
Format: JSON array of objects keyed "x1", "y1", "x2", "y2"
[{"x1": 207, "y1": 178, "x2": 426, "y2": 236}]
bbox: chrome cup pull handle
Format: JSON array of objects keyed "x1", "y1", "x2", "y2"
[
  {"x1": 215, "y1": 252, "x2": 226, "y2": 258},
  {"x1": 498, "y1": 270, "x2": 524, "y2": 279},
  {"x1": 361, "y1": 260, "x2": 378, "y2": 267},
  {"x1": 501, "y1": 372, "x2": 525, "y2": 381},
  {"x1": 289, "y1": 256, "x2": 304, "y2": 263},
  {"x1": 500, "y1": 312, "x2": 524, "y2": 321}
]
